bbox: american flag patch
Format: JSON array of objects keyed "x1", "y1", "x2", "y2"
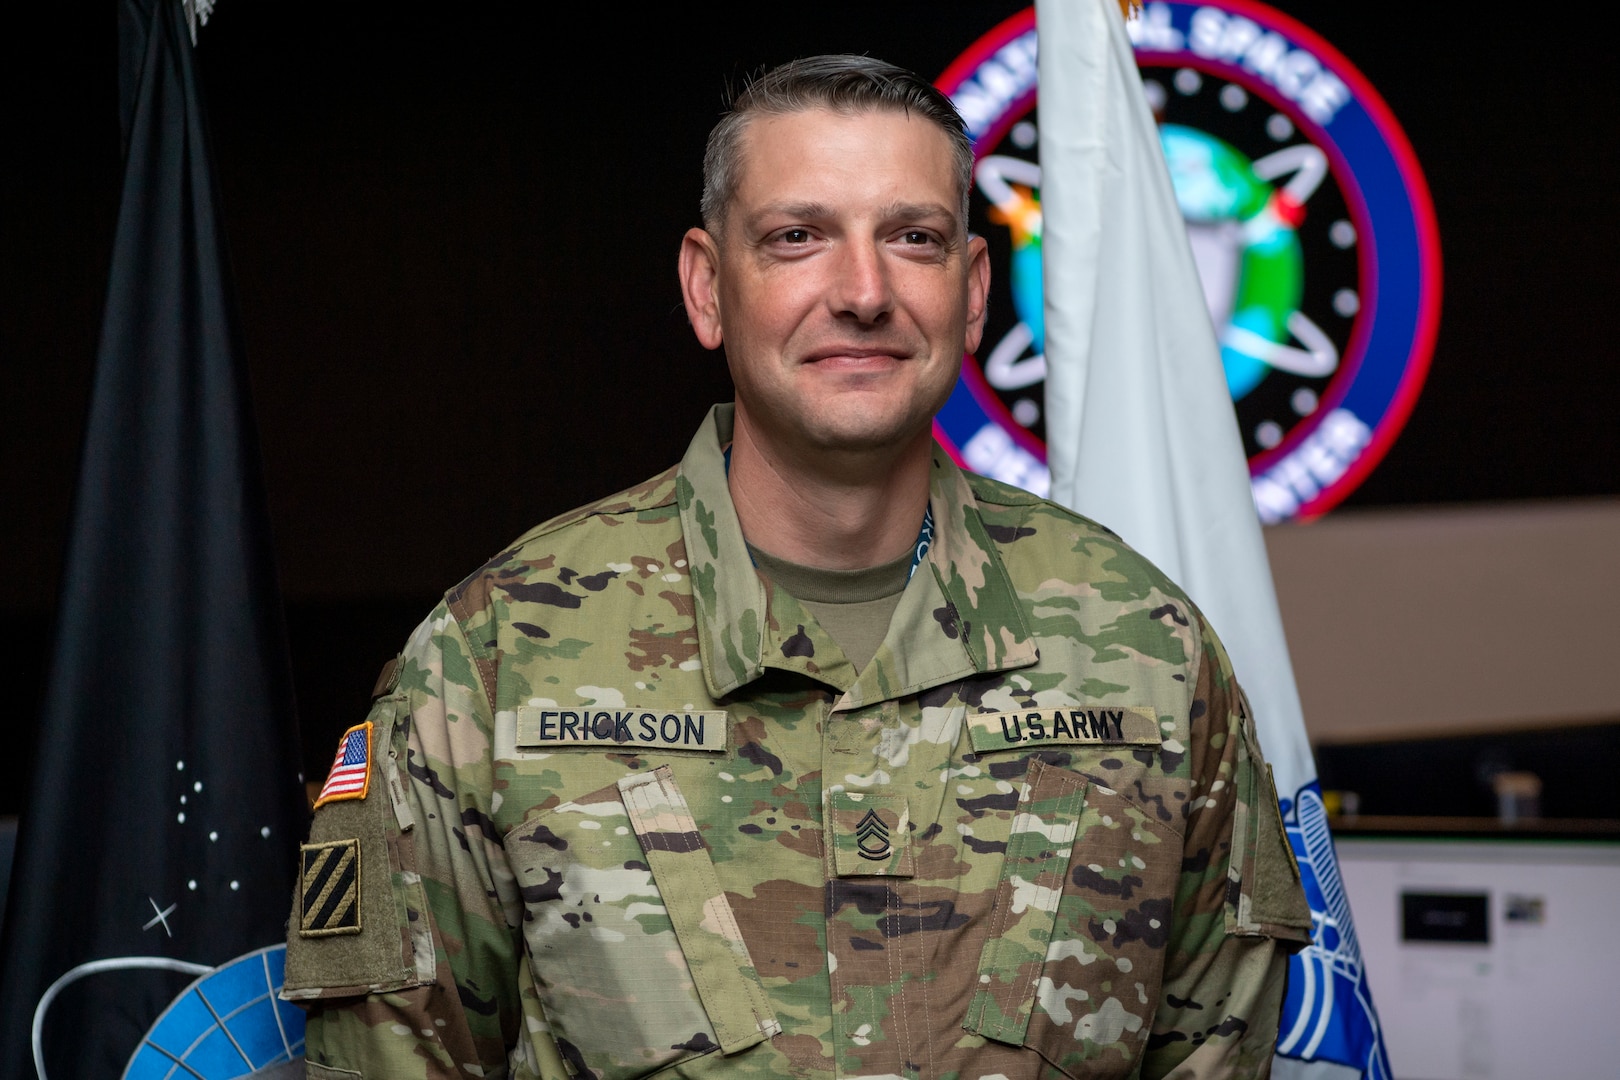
[{"x1": 314, "y1": 721, "x2": 372, "y2": 808}]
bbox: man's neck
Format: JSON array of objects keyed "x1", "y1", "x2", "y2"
[{"x1": 726, "y1": 417, "x2": 933, "y2": 571}]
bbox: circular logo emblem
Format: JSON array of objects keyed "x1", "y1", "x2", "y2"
[{"x1": 934, "y1": 1, "x2": 1441, "y2": 522}]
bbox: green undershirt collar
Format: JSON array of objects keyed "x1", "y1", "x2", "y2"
[{"x1": 748, "y1": 545, "x2": 910, "y2": 673}]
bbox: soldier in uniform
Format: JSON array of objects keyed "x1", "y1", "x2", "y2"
[{"x1": 285, "y1": 54, "x2": 1312, "y2": 1080}]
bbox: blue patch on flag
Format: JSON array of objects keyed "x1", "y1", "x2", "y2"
[{"x1": 1276, "y1": 780, "x2": 1391, "y2": 1079}]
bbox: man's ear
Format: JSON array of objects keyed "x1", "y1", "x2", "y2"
[
  {"x1": 679, "y1": 228, "x2": 725, "y2": 351},
  {"x1": 962, "y1": 233, "x2": 992, "y2": 356}
]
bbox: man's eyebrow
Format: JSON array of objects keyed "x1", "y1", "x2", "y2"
[
  {"x1": 879, "y1": 202, "x2": 959, "y2": 225},
  {"x1": 743, "y1": 201, "x2": 962, "y2": 230},
  {"x1": 744, "y1": 201, "x2": 836, "y2": 228}
]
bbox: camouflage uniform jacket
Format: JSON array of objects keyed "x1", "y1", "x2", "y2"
[{"x1": 286, "y1": 404, "x2": 1312, "y2": 1080}]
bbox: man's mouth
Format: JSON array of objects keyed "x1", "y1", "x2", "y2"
[{"x1": 802, "y1": 347, "x2": 910, "y2": 366}]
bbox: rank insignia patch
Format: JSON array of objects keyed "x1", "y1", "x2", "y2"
[
  {"x1": 829, "y1": 791, "x2": 913, "y2": 878},
  {"x1": 299, "y1": 838, "x2": 361, "y2": 937},
  {"x1": 855, "y1": 810, "x2": 891, "y2": 860},
  {"x1": 314, "y1": 720, "x2": 372, "y2": 808}
]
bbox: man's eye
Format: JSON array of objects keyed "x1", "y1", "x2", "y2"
[
  {"x1": 900, "y1": 230, "x2": 937, "y2": 245},
  {"x1": 778, "y1": 228, "x2": 812, "y2": 244}
]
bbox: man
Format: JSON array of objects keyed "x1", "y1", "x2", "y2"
[{"x1": 285, "y1": 55, "x2": 1311, "y2": 1079}]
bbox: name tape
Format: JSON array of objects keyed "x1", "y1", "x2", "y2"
[
  {"x1": 515, "y1": 707, "x2": 728, "y2": 753},
  {"x1": 966, "y1": 706, "x2": 1162, "y2": 753}
]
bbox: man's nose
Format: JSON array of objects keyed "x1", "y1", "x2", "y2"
[{"x1": 832, "y1": 239, "x2": 893, "y2": 325}]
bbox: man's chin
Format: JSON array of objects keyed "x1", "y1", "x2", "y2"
[
  {"x1": 799, "y1": 416, "x2": 935, "y2": 458},
  {"x1": 734, "y1": 391, "x2": 945, "y2": 463}
]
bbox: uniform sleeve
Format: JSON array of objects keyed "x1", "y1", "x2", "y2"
[
  {"x1": 1142, "y1": 617, "x2": 1313, "y2": 1080},
  {"x1": 284, "y1": 605, "x2": 558, "y2": 1078}
]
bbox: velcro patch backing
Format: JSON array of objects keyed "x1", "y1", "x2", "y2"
[{"x1": 300, "y1": 838, "x2": 362, "y2": 937}]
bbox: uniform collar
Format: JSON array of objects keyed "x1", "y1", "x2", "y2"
[{"x1": 678, "y1": 404, "x2": 1038, "y2": 703}]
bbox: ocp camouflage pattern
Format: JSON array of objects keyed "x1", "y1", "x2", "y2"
[{"x1": 286, "y1": 404, "x2": 1311, "y2": 1079}]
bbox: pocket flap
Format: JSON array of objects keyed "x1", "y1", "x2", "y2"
[
  {"x1": 618, "y1": 767, "x2": 782, "y2": 1053},
  {"x1": 966, "y1": 759, "x2": 1087, "y2": 1045}
]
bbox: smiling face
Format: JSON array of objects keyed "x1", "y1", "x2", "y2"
[{"x1": 680, "y1": 107, "x2": 989, "y2": 465}]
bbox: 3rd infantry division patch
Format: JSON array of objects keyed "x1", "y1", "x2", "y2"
[{"x1": 299, "y1": 838, "x2": 361, "y2": 937}]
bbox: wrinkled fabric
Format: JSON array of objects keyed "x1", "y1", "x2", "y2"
[{"x1": 287, "y1": 404, "x2": 1309, "y2": 1079}]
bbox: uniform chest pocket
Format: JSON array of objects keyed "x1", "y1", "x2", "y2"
[
  {"x1": 505, "y1": 765, "x2": 780, "y2": 1079},
  {"x1": 965, "y1": 759, "x2": 1181, "y2": 1079}
]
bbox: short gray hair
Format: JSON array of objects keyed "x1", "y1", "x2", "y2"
[{"x1": 700, "y1": 55, "x2": 974, "y2": 236}]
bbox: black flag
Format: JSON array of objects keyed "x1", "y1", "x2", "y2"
[{"x1": 0, "y1": 1, "x2": 306, "y2": 1077}]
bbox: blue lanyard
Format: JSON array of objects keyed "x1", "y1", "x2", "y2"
[
  {"x1": 724, "y1": 446, "x2": 933, "y2": 583},
  {"x1": 908, "y1": 505, "x2": 934, "y2": 583}
]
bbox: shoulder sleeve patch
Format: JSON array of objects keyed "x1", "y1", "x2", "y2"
[
  {"x1": 285, "y1": 699, "x2": 429, "y2": 997},
  {"x1": 1248, "y1": 762, "x2": 1315, "y2": 943},
  {"x1": 312, "y1": 722, "x2": 372, "y2": 809},
  {"x1": 1225, "y1": 691, "x2": 1313, "y2": 945},
  {"x1": 299, "y1": 838, "x2": 362, "y2": 936}
]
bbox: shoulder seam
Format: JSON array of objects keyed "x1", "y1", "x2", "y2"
[
  {"x1": 440, "y1": 463, "x2": 681, "y2": 719},
  {"x1": 963, "y1": 471, "x2": 1120, "y2": 539},
  {"x1": 445, "y1": 590, "x2": 499, "y2": 720},
  {"x1": 508, "y1": 464, "x2": 680, "y2": 548}
]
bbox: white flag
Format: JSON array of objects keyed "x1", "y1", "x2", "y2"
[{"x1": 1035, "y1": 1, "x2": 1388, "y2": 1076}]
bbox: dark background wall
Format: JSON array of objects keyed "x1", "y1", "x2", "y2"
[{"x1": 4, "y1": 2, "x2": 1617, "y2": 808}]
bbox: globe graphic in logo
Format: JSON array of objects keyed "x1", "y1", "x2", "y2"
[{"x1": 1159, "y1": 124, "x2": 1330, "y2": 405}]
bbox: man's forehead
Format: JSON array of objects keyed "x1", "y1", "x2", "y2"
[
  {"x1": 726, "y1": 106, "x2": 961, "y2": 211},
  {"x1": 733, "y1": 104, "x2": 952, "y2": 158}
]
